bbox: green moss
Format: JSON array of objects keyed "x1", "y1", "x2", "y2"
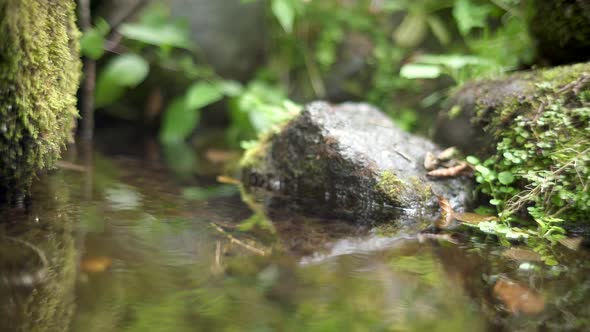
[
  {"x1": 409, "y1": 176, "x2": 433, "y2": 202},
  {"x1": 377, "y1": 170, "x2": 406, "y2": 203},
  {"x1": 0, "y1": 0, "x2": 81, "y2": 199}
]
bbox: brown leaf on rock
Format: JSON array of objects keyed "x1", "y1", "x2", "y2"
[
  {"x1": 437, "y1": 147, "x2": 458, "y2": 161},
  {"x1": 424, "y1": 151, "x2": 438, "y2": 170},
  {"x1": 454, "y1": 212, "x2": 498, "y2": 224},
  {"x1": 493, "y1": 279, "x2": 545, "y2": 315},
  {"x1": 427, "y1": 162, "x2": 470, "y2": 178}
]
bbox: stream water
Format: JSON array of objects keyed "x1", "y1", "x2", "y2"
[{"x1": 1, "y1": 135, "x2": 589, "y2": 332}]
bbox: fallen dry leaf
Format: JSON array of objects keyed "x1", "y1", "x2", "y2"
[
  {"x1": 558, "y1": 237, "x2": 584, "y2": 251},
  {"x1": 493, "y1": 279, "x2": 545, "y2": 315},
  {"x1": 81, "y1": 256, "x2": 112, "y2": 273},
  {"x1": 424, "y1": 151, "x2": 439, "y2": 170}
]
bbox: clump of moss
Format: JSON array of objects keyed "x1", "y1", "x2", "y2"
[
  {"x1": 0, "y1": 0, "x2": 81, "y2": 200},
  {"x1": 470, "y1": 64, "x2": 590, "y2": 237},
  {"x1": 377, "y1": 170, "x2": 406, "y2": 203}
]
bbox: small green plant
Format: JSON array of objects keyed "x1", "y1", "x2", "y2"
[{"x1": 464, "y1": 76, "x2": 590, "y2": 245}]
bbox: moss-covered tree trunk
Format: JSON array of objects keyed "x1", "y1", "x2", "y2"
[
  {"x1": 434, "y1": 62, "x2": 590, "y2": 226},
  {"x1": 0, "y1": 0, "x2": 81, "y2": 203}
]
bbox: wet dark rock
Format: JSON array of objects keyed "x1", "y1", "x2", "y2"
[{"x1": 241, "y1": 102, "x2": 475, "y2": 224}]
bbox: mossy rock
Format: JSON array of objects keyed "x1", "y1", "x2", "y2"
[
  {"x1": 435, "y1": 62, "x2": 590, "y2": 225},
  {"x1": 0, "y1": 0, "x2": 81, "y2": 202},
  {"x1": 241, "y1": 102, "x2": 475, "y2": 224}
]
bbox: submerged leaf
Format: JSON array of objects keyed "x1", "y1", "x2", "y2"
[
  {"x1": 81, "y1": 256, "x2": 112, "y2": 273},
  {"x1": 501, "y1": 247, "x2": 543, "y2": 262},
  {"x1": 493, "y1": 279, "x2": 545, "y2": 315}
]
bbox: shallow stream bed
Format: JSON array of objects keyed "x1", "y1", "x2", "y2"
[{"x1": 1, "y1": 138, "x2": 589, "y2": 332}]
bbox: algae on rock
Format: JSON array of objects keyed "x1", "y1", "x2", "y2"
[{"x1": 0, "y1": 0, "x2": 81, "y2": 201}]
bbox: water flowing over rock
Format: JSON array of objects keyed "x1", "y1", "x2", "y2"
[{"x1": 241, "y1": 102, "x2": 475, "y2": 224}]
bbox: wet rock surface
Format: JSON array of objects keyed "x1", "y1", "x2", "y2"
[{"x1": 242, "y1": 102, "x2": 475, "y2": 224}]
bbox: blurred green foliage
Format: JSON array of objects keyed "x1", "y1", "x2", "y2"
[{"x1": 82, "y1": 0, "x2": 534, "y2": 144}]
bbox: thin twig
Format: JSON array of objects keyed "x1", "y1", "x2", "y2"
[
  {"x1": 78, "y1": 0, "x2": 95, "y2": 141},
  {"x1": 209, "y1": 222, "x2": 269, "y2": 256}
]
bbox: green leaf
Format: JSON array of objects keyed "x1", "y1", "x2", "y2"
[
  {"x1": 490, "y1": 198, "x2": 502, "y2": 206},
  {"x1": 111, "y1": 54, "x2": 150, "y2": 86},
  {"x1": 417, "y1": 54, "x2": 492, "y2": 69},
  {"x1": 453, "y1": 0, "x2": 492, "y2": 35},
  {"x1": 80, "y1": 31, "x2": 106, "y2": 59},
  {"x1": 427, "y1": 16, "x2": 450, "y2": 45},
  {"x1": 215, "y1": 80, "x2": 244, "y2": 97},
  {"x1": 475, "y1": 164, "x2": 490, "y2": 177},
  {"x1": 272, "y1": 0, "x2": 296, "y2": 33},
  {"x1": 120, "y1": 23, "x2": 191, "y2": 48},
  {"x1": 185, "y1": 82, "x2": 224, "y2": 111},
  {"x1": 159, "y1": 97, "x2": 199, "y2": 143},
  {"x1": 95, "y1": 54, "x2": 149, "y2": 107},
  {"x1": 80, "y1": 18, "x2": 110, "y2": 60},
  {"x1": 466, "y1": 156, "x2": 480, "y2": 165},
  {"x1": 498, "y1": 171, "x2": 515, "y2": 185},
  {"x1": 400, "y1": 64, "x2": 442, "y2": 79},
  {"x1": 393, "y1": 13, "x2": 427, "y2": 48}
]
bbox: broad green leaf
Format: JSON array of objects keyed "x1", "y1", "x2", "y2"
[
  {"x1": 159, "y1": 97, "x2": 199, "y2": 143},
  {"x1": 103, "y1": 54, "x2": 149, "y2": 86},
  {"x1": 81, "y1": 30, "x2": 105, "y2": 59},
  {"x1": 161, "y1": 141, "x2": 198, "y2": 178},
  {"x1": 466, "y1": 156, "x2": 480, "y2": 165},
  {"x1": 498, "y1": 171, "x2": 515, "y2": 185},
  {"x1": 427, "y1": 16, "x2": 450, "y2": 45},
  {"x1": 400, "y1": 64, "x2": 442, "y2": 79},
  {"x1": 80, "y1": 18, "x2": 110, "y2": 60},
  {"x1": 489, "y1": 198, "x2": 502, "y2": 206},
  {"x1": 272, "y1": 0, "x2": 296, "y2": 33},
  {"x1": 453, "y1": 0, "x2": 492, "y2": 35},
  {"x1": 215, "y1": 80, "x2": 244, "y2": 97},
  {"x1": 120, "y1": 23, "x2": 191, "y2": 48},
  {"x1": 417, "y1": 54, "x2": 491, "y2": 69},
  {"x1": 95, "y1": 54, "x2": 149, "y2": 107},
  {"x1": 185, "y1": 82, "x2": 224, "y2": 111},
  {"x1": 393, "y1": 13, "x2": 427, "y2": 48}
]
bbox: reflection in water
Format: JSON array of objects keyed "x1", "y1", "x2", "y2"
[
  {"x1": 0, "y1": 147, "x2": 589, "y2": 331},
  {"x1": 0, "y1": 174, "x2": 77, "y2": 332}
]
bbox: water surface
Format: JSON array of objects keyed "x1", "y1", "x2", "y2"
[{"x1": 1, "y1": 140, "x2": 589, "y2": 332}]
